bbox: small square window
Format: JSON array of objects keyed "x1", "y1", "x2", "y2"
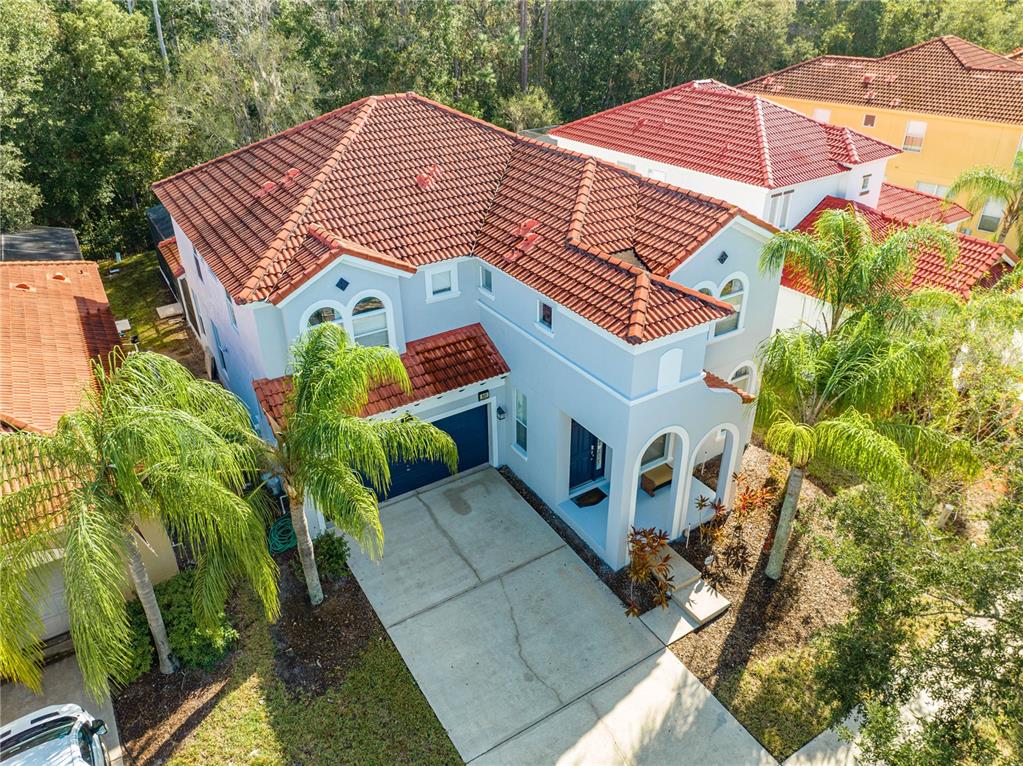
[
  {"x1": 860, "y1": 174, "x2": 872, "y2": 195},
  {"x1": 812, "y1": 108, "x2": 831, "y2": 123},
  {"x1": 538, "y1": 301, "x2": 553, "y2": 330},
  {"x1": 430, "y1": 269, "x2": 452, "y2": 295},
  {"x1": 978, "y1": 198, "x2": 1004, "y2": 233},
  {"x1": 862, "y1": 114, "x2": 876, "y2": 128},
  {"x1": 903, "y1": 120, "x2": 927, "y2": 152},
  {"x1": 480, "y1": 266, "x2": 493, "y2": 293}
]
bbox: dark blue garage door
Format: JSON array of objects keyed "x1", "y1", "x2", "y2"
[{"x1": 384, "y1": 405, "x2": 490, "y2": 499}]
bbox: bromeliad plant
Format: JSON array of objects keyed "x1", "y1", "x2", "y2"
[
  {"x1": 268, "y1": 323, "x2": 457, "y2": 607},
  {"x1": 0, "y1": 350, "x2": 279, "y2": 697},
  {"x1": 624, "y1": 526, "x2": 674, "y2": 617}
]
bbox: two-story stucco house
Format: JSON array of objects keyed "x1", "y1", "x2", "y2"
[{"x1": 152, "y1": 93, "x2": 779, "y2": 570}]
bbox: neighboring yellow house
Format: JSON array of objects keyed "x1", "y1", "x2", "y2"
[{"x1": 741, "y1": 36, "x2": 1023, "y2": 250}]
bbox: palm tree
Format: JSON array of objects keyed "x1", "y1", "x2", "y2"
[
  {"x1": 760, "y1": 207, "x2": 957, "y2": 335},
  {"x1": 269, "y1": 323, "x2": 457, "y2": 606},
  {"x1": 757, "y1": 317, "x2": 980, "y2": 580},
  {"x1": 946, "y1": 150, "x2": 1023, "y2": 245},
  {"x1": 0, "y1": 351, "x2": 279, "y2": 697}
]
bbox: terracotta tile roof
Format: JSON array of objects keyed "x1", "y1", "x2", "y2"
[
  {"x1": 704, "y1": 370, "x2": 755, "y2": 403},
  {"x1": 782, "y1": 197, "x2": 1017, "y2": 299},
  {"x1": 877, "y1": 183, "x2": 972, "y2": 225},
  {"x1": 549, "y1": 80, "x2": 899, "y2": 189},
  {"x1": 153, "y1": 93, "x2": 765, "y2": 343},
  {"x1": 1009, "y1": 48, "x2": 1023, "y2": 61},
  {"x1": 157, "y1": 236, "x2": 184, "y2": 278},
  {"x1": 253, "y1": 323, "x2": 509, "y2": 431},
  {"x1": 0, "y1": 261, "x2": 120, "y2": 433},
  {"x1": 741, "y1": 36, "x2": 1023, "y2": 126}
]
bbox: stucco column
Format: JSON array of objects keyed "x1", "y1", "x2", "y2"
[{"x1": 603, "y1": 444, "x2": 635, "y2": 570}]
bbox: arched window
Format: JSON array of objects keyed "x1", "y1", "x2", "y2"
[
  {"x1": 730, "y1": 365, "x2": 754, "y2": 392},
  {"x1": 714, "y1": 277, "x2": 745, "y2": 336},
  {"x1": 351, "y1": 296, "x2": 389, "y2": 347},
  {"x1": 307, "y1": 305, "x2": 342, "y2": 327}
]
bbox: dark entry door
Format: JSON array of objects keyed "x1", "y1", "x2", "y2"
[
  {"x1": 384, "y1": 405, "x2": 490, "y2": 499},
  {"x1": 569, "y1": 420, "x2": 605, "y2": 489}
]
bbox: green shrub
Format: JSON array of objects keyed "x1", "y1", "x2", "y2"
[
  {"x1": 121, "y1": 602, "x2": 154, "y2": 684},
  {"x1": 155, "y1": 570, "x2": 238, "y2": 670},
  {"x1": 291, "y1": 532, "x2": 351, "y2": 583}
]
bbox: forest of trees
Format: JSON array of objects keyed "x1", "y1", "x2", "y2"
[{"x1": 2, "y1": 0, "x2": 1021, "y2": 254}]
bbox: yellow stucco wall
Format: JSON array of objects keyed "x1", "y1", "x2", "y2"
[{"x1": 765, "y1": 95, "x2": 1023, "y2": 251}]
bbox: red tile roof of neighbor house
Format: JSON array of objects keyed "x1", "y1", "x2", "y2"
[
  {"x1": 153, "y1": 92, "x2": 778, "y2": 344},
  {"x1": 877, "y1": 183, "x2": 972, "y2": 225},
  {"x1": 253, "y1": 323, "x2": 510, "y2": 431},
  {"x1": 548, "y1": 80, "x2": 900, "y2": 189},
  {"x1": 741, "y1": 36, "x2": 1023, "y2": 126},
  {"x1": 0, "y1": 261, "x2": 120, "y2": 433},
  {"x1": 157, "y1": 236, "x2": 184, "y2": 278},
  {"x1": 782, "y1": 197, "x2": 1017, "y2": 299}
]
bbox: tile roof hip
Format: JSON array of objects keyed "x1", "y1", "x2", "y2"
[{"x1": 154, "y1": 92, "x2": 761, "y2": 343}]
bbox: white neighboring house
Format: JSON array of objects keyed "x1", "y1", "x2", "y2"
[{"x1": 152, "y1": 92, "x2": 781, "y2": 570}]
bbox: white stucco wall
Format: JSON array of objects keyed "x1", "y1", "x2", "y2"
[{"x1": 772, "y1": 285, "x2": 831, "y2": 333}]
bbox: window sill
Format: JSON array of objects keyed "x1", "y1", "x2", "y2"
[
  {"x1": 426, "y1": 290, "x2": 461, "y2": 304},
  {"x1": 511, "y1": 444, "x2": 528, "y2": 461},
  {"x1": 479, "y1": 287, "x2": 495, "y2": 300},
  {"x1": 534, "y1": 322, "x2": 555, "y2": 337}
]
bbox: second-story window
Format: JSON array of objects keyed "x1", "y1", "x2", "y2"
[
  {"x1": 307, "y1": 305, "x2": 341, "y2": 327},
  {"x1": 860, "y1": 174, "x2": 872, "y2": 195},
  {"x1": 978, "y1": 198, "x2": 1004, "y2": 233},
  {"x1": 903, "y1": 120, "x2": 927, "y2": 152},
  {"x1": 352, "y1": 296, "x2": 389, "y2": 347},
  {"x1": 812, "y1": 108, "x2": 831, "y2": 123},
  {"x1": 731, "y1": 365, "x2": 754, "y2": 392},
  {"x1": 480, "y1": 265, "x2": 493, "y2": 294},
  {"x1": 514, "y1": 390, "x2": 528, "y2": 453},
  {"x1": 427, "y1": 264, "x2": 458, "y2": 300},
  {"x1": 767, "y1": 190, "x2": 793, "y2": 228},
  {"x1": 714, "y1": 278, "x2": 745, "y2": 337},
  {"x1": 193, "y1": 246, "x2": 204, "y2": 282},
  {"x1": 538, "y1": 301, "x2": 553, "y2": 331},
  {"x1": 863, "y1": 114, "x2": 876, "y2": 127},
  {"x1": 224, "y1": 286, "x2": 237, "y2": 328}
]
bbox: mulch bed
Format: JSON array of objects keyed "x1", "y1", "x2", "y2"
[
  {"x1": 498, "y1": 467, "x2": 657, "y2": 613},
  {"x1": 670, "y1": 444, "x2": 852, "y2": 693},
  {"x1": 268, "y1": 548, "x2": 383, "y2": 696}
]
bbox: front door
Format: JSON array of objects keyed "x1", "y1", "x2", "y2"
[{"x1": 569, "y1": 420, "x2": 605, "y2": 490}]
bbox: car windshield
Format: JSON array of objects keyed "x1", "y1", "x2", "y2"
[{"x1": 0, "y1": 718, "x2": 75, "y2": 762}]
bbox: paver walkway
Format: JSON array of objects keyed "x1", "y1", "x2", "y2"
[{"x1": 348, "y1": 468, "x2": 775, "y2": 765}]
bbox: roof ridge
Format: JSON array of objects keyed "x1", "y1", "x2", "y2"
[
  {"x1": 840, "y1": 126, "x2": 859, "y2": 163},
  {"x1": 626, "y1": 271, "x2": 651, "y2": 342},
  {"x1": 551, "y1": 81, "x2": 698, "y2": 135},
  {"x1": 240, "y1": 97, "x2": 378, "y2": 301},
  {"x1": 568, "y1": 157, "x2": 598, "y2": 244},
  {"x1": 753, "y1": 97, "x2": 774, "y2": 187}
]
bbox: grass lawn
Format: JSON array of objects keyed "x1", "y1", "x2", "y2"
[
  {"x1": 165, "y1": 593, "x2": 458, "y2": 766},
  {"x1": 98, "y1": 251, "x2": 206, "y2": 377}
]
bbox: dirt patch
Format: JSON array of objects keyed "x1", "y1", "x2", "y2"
[
  {"x1": 113, "y1": 640, "x2": 234, "y2": 765},
  {"x1": 670, "y1": 444, "x2": 850, "y2": 692},
  {"x1": 268, "y1": 548, "x2": 383, "y2": 696}
]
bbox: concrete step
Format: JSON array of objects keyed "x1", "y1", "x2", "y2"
[
  {"x1": 640, "y1": 601, "x2": 701, "y2": 645},
  {"x1": 661, "y1": 546, "x2": 701, "y2": 590},
  {"x1": 674, "y1": 579, "x2": 730, "y2": 625}
]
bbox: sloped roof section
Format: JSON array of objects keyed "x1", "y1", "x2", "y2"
[
  {"x1": 783, "y1": 197, "x2": 1017, "y2": 299},
  {"x1": 253, "y1": 323, "x2": 509, "y2": 431},
  {"x1": 548, "y1": 80, "x2": 899, "y2": 189},
  {"x1": 157, "y1": 236, "x2": 184, "y2": 278},
  {"x1": 742, "y1": 36, "x2": 1023, "y2": 125},
  {"x1": 0, "y1": 261, "x2": 120, "y2": 433},
  {"x1": 154, "y1": 93, "x2": 759, "y2": 343},
  {"x1": 877, "y1": 183, "x2": 971, "y2": 225}
]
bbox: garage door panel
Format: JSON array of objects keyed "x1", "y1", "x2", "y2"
[{"x1": 385, "y1": 405, "x2": 489, "y2": 499}]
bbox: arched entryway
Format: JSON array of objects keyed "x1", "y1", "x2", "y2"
[
  {"x1": 680, "y1": 424, "x2": 740, "y2": 533},
  {"x1": 629, "y1": 427, "x2": 689, "y2": 538}
]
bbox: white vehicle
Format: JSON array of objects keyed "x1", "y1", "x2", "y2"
[{"x1": 0, "y1": 704, "x2": 109, "y2": 765}]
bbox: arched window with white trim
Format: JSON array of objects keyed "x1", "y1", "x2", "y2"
[
  {"x1": 351, "y1": 296, "x2": 389, "y2": 347},
  {"x1": 730, "y1": 364, "x2": 754, "y2": 393},
  {"x1": 714, "y1": 277, "x2": 745, "y2": 336},
  {"x1": 307, "y1": 306, "x2": 342, "y2": 327}
]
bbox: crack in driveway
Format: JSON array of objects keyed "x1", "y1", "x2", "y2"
[
  {"x1": 497, "y1": 575, "x2": 565, "y2": 706},
  {"x1": 416, "y1": 495, "x2": 482, "y2": 582}
]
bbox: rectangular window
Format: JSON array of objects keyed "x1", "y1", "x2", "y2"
[
  {"x1": 480, "y1": 265, "x2": 493, "y2": 293},
  {"x1": 862, "y1": 114, "x2": 876, "y2": 127},
  {"x1": 978, "y1": 198, "x2": 1004, "y2": 233},
  {"x1": 812, "y1": 108, "x2": 831, "y2": 123},
  {"x1": 915, "y1": 181, "x2": 949, "y2": 198},
  {"x1": 538, "y1": 301, "x2": 553, "y2": 330},
  {"x1": 430, "y1": 269, "x2": 452, "y2": 295},
  {"x1": 903, "y1": 120, "x2": 927, "y2": 152},
  {"x1": 193, "y1": 249, "x2": 204, "y2": 282},
  {"x1": 211, "y1": 323, "x2": 227, "y2": 379},
  {"x1": 224, "y1": 286, "x2": 237, "y2": 328},
  {"x1": 767, "y1": 190, "x2": 794, "y2": 228},
  {"x1": 860, "y1": 174, "x2": 872, "y2": 195},
  {"x1": 514, "y1": 390, "x2": 527, "y2": 453}
]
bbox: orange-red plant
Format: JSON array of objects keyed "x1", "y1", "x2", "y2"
[{"x1": 624, "y1": 526, "x2": 674, "y2": 616}]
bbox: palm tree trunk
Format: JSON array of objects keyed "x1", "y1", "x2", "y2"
[
  {"x1": 151, "y1": 0, "x2": 170, "y2": 78},
  {"x1": 519, "y1": 0, "x2": 529, "y2": 92},
  {"x1": 124, "y1": 532, "x2": 175, "y2": 674},
  {"x1": 765, "y1": 466, "x2": 804, "y2": 580},
  {"x1": 288, "y1": 485, "x2": 323, "y2": 606}
]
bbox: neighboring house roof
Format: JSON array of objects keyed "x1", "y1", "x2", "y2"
[
  {"x1": 741, "y1": 36, "x2": 1023, "y2": 126},
  {"x1": 703, "y1": 371, "x2": 755, "y2": 403},
  {"x1": 877, "y1": 182, "x2": 972, "y2": 225},
  {"x1": 783, "y1": 197, "x2": 1017, "y2": 299},
  {"x1": 0, "y1": 227, "x2": 82, "y2": 262},
  {"x1": 1009, "y1": 47, "x2": 1023, "y2": 61},
  {"x1": 548, "y1": 79, "x2": 899, "y2": 189},
  {"x1": 0, "y1": 261, "x2": 120, "y2": 433},
  {"x1": 253, "y1": 323, "x2": 510, "y2": 431},
  {"x1": 153, "y1": 92, "x2": 774, "y2": 344},
  {"x1": 157, "y1": 236, "x2": 184, "y2": 278}
]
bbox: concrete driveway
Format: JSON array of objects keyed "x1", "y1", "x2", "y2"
[
  {"x1": 348, "y1": 468, "x2": 774, "y2": 765},
  {"x1": 0, "y1": 654, "x2": 123, "y2": 766}
]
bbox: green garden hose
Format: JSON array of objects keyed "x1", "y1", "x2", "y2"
[{"x1": 268, "y1": 515, "x2": 297, "y2": 554}]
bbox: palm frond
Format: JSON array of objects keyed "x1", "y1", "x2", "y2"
[
  {"x1": 812, "y1": 411, "x2": 911, "y2": 489},
  {"x1": 946, "y1": 165, "x2": 1017, "y2": 212},
  {"x1": 872, "y1": 420, "x2": 981, "y2": 481},
  {"x1": 303, "y1": 456, "x2": 385, "y2": 559}
]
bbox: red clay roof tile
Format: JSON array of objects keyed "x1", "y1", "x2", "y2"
[
  {"x1": 877, "y1": 183, "x2": 972, "y2": 225},
  {"x1": 742, "y1": 36, "x2": 1023, "y2": 125},
  {"x1": 704, "y1": 370, "x2": 755, "y2": 403},
  {"x1": 549, "y1": 80, "x2": 899, "y2": 189},
  {"x1": 157, "y1": 236, "x2": 184, "y2": 278},
  {"x1": 153, "y1": 93, "x2": 759, "y2": 343}
]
